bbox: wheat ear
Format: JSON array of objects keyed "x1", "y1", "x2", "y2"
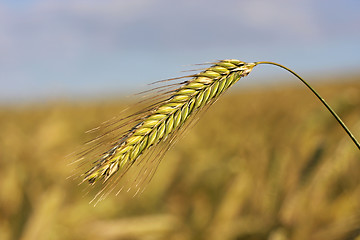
[
  {"x1": 76, "y1": 59, "x2": 359, "y2": 201},
  {"x1": 81, "y1": 60, "x2": 256, "y2": 185}
]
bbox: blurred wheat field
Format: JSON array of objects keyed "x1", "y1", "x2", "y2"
[{"x1": 1, "y1": 78, "x2": 360, "y2": 240}]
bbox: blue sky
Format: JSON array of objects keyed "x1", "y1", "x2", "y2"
[{"x1": 1, "y1": 0, "x2": 360, "y2": 103}]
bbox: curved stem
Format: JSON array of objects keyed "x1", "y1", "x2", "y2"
[{"x1": 254, "y1": 61, "x2": 360, "y2": 150}]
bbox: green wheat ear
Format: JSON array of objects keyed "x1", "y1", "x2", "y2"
[{"x1": 74, "y1": 59, "x2": 359, "y2": 203}]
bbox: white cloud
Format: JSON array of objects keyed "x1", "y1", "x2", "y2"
[
  {"x1": 35, "y1": 0, "x2": 153, "y2": 23},
  {"x1": 0, "y1": 0, "x2": 157, "y2": 63},
  {"x1": 1, "y1": 0, "x2": 357, "y2": 65},
  {"x1": 238, "y1": 0, "x2": 323, "y2": 41}
]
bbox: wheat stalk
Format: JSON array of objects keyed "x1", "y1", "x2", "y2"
[{"x1": 74, "y1": 59, "x2": 359, "y2": 203}]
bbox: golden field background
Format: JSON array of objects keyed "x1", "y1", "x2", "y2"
[{"x1": 0, "y1": 78, "x2": 360, "y2": 240}]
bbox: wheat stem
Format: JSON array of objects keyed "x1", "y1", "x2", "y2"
[{"x1": 255, "y1": 61, "x2": 360, "y2": 150}]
